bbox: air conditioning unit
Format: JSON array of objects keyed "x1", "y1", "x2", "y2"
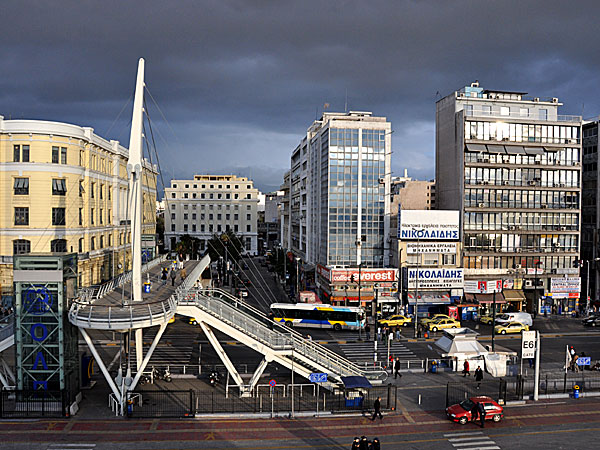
[
  {"x1": 503, "y1": 181, "x2": 510, "y2": 185},
  {"x1": 515, "y1": 264, "x2": 522, "y2": 269},
  {"x1": 478, "y1": 203, "x2": 485, "y2": 208},
  {"x1": 534, "y1": 97, "x2": 540, "y2": 102},
  {"x1": 559, "y1": 183, "x2": 566, "y2": 187},
  {"x1": 535, "y1": 160, "x2": 541, "y2": 164},
  {"x1": 502, "y1": 137, "x2": 510, "y2": 141},
  {"x1": 552, "y1": 98, "x2": 559, "y2": 103},
  {"x1": 509, "y1": 225, "x2": 516, "y2": 230},
  {"x1": 551, "y1": 269, "x2": 558, "y2": 274},
  {"x1": 574, "y1": 162, "x2": 581, "y2": 166},
  {"x1": 483, "y1": 181, "x2": 490, "y2": 185},
  {"x1": 525, "y1": 280, "x2": 534, "y2": 287},
  {"x1": 516, "y1": 248, "x2": 522, "y2": 253},
  {"x1": 528, "y1": 181, "x2": 536, "y2": 185},
  {"x1": 459, "y1": 93, "x2": 465, "y2": 98},
  {"x1": 541, "y1": 205, "x2": 548, "y2": 209}
]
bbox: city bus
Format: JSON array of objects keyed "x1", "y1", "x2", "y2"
[{"x1": 269, "y1": 303, "x2": 365, "y2": 331}]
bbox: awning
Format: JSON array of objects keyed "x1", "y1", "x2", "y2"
[
  {"x1": 466, "y1": 143, "x2": 487, "y2": 153},
  {"x1": 505, "y1": 145, "x2": 526, "y2": 154},
  {"x1": 407, "y1": 292, "x2": 451, "y2": 305},
  {"x1": 475, "y1": 293, "x2": 506, "y2": 304},
  {"x1": 524, "y1": 147, "x2": 545, "y2": 155},
  {"x1": 341, "y1": 376, "x2": 372, "y2": 389},
  {"x1": 486, "y1": 144, "x2": 506, "y2": 154},
  {"x1": 503, "y1": 289, "x2": 526, "y2": 301}
]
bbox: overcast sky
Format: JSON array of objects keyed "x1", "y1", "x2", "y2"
[{"x1": 2, "y1": 0, "x2": 600, "y2": 193}]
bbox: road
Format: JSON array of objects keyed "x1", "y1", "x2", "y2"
[{"x1": 2, "y1": 397, "x2": 600, "y2": 449}]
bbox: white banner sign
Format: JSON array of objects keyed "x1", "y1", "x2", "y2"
[
  {"x1": 551, "y1": 277, "x2": 581, "y2": 294},
  {"x1": 522, "y1": 330, "x2": 536, "y2": 359},
  {"x1": 464, "y1": 280, "x2": 503, "y2": 294},
  {"x1": 408, "y1": 268, "x2": 464, "y2": 289},
  {"x1": 399, "y1": 210, "x2": 460, "y2": 241},
  {"x1": 406, "y1": 242, "x2": 456, "y2": 254}
]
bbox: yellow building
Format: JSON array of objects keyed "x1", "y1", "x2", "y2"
[{"x1": 0, "y1": 116, "x2": 157, "y2": 294}]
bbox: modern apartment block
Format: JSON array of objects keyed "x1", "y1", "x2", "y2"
[
  {"x1": 582, "y1": 121, "x2": 599, "y2": 304},
  {"x1": 0, "y1": 116, "x2": 158, "y2": 291},
  {"x1": 164, "y1": 174, "x2": 259, "y2": 255},
  {"x1": 284, "y1": 111, "x2": 392, "y2": 269},
  {"x1": 436, "y1": 82, "x2": 582, "y2": 313}
]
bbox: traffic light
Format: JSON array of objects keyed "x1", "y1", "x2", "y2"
[{"x1": 350, "y1": 274, "x2": 355, "y2": 283}]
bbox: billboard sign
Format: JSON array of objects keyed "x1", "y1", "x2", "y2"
[
  {"x1": 406, "y1": 242, "x2": 456, "y2": 254},
  {"x1": 330, "y1": 268, "x2": 398, "y2": 284},
  {"x1": 464, "y1": 280, "x2": 503, "y2": 294},
  {"x1": 399, "y1": 210, "x2": 460, "y2": 241},
  {"x1": 521, "y1": 330, "x2": 536, "y2": 359},
  {"x1": 408, "y1": 268, "x2": 463, "y2": 289},
  {"x1": 551, "y1": 277, "x2": 581, "y2": 298}
]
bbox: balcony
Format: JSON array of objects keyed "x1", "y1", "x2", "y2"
[{"x1": 465, "y1": 108, "x2": 581, "y2": 123}]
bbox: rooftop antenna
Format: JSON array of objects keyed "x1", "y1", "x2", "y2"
[{"x1": 345, "y1": 88, "x2": 348, "y2": 113}]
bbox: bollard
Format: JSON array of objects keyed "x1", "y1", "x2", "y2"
[
  {"x1": 573, "y1": 385, "x2": 580, "y2": 399},
  {"x1": 418, "y1": 394, "x2": 422, "y2": 405},
  {"x1": 431, "y1": 360, "x2": 438, "y2": 374}
]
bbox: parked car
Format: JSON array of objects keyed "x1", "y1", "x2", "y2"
[
  {"x1": 379, "y1": 314, "x2": 413, "y2": 327},
  {"x1": 479, "y1": 315, "x2": 494, "y2": 325},
  {"x1": 446, "y1": 396, "x2": 504, "y2": 425},
  {"x1": 494, "y1": 321, "x2": 529, "y2": 334},
  {"x1": 420, "y1": 314, "x2": 452, "y2": 326},
  {"x1": 495, "y1": 312, "x2": 532, "y2": 326},
  {"x1": 582, "y1": 315, "x2": 600, "y2": 327},
  {"x1": 427, "y1": 318, "x2": 461, "y2": 332}
]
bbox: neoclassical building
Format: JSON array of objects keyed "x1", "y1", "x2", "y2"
[{"x1": 0, "y1": 116, "x2": 157, "y2": 293}]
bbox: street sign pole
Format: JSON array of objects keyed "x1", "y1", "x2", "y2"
[
  {"x1": 316, "y1": 383, "x2": 319, "y2": 417},
  {"x1": 533, "y1": 331, "x2": 541, "y2": 400}
]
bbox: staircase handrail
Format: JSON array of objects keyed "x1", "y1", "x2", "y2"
[{"x1": 0, "y1": 314, "x2": 14, "y2": 343}]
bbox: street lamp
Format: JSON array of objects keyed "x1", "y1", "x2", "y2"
[
  {"x1": 585, "y1": 258, "x2": 600, "y2": 315},
  {"x1": 295, "y1": 257, "x2": 300, "y2": 300},
  {"x1": 413, "y1": 230, "x2": 421, "y2": 339}
]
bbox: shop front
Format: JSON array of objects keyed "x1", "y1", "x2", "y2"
[
  {"x1": 502, "y1": 289, "x2": 526, "y2": 312},
  {"x1": 549, "y1": 277, "x2": 581, "y2": 315},
  {"x1": 407, "y1": 291, "x2": 452, "y2": 317}
]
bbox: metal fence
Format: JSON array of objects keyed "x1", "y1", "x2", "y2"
[
  {"x1": 446, "y1": 380, "x2": 507, "y2": 408},
  {"x1": 511, "y1": 371, "x2": 600, "y2": 399},
  {"x1": 126, "y1": 390, "x2": 195, "y2": 418},
  {"x1": 0, "y1": 390, "x2": 68, "y2": 418}
]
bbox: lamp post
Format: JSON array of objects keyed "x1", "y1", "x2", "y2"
[
  {"x1": 295, "y1": 257, "x2": 300, "y2": 300},
  {"x1": 585, "y1": 258, "x2": 600, "y2": 315},
  {"x1": 534, "y1": 260, "x2": 541, "y2": 319},
  {"x1": 413, "y1": 230, "x2": 421, "y2": 339}
]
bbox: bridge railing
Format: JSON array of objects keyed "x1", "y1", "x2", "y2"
[{"x1": 0, "y1": 314, "x2": 14, "y2": 343}]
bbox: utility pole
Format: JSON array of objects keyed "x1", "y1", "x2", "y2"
[
  {"x1": 413, "y1": 230, "x2": 421, "y2": 339},
  {"x1": 533, "y1": 331, "x2": 541, "y2": 401}
]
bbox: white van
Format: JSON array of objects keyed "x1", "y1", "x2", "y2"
[{"x1": 495, "y1": 312, "x2": 532, "y2": 326}]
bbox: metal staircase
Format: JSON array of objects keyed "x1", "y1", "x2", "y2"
[{"x1": 177, "y1": 287, "x2": 388, "y2": 390}]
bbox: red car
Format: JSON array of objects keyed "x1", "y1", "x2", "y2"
[{"x1": 446, "y1": 396, "x2": 504, "y2": 425}]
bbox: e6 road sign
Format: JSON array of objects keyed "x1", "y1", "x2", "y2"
[
  {"x1": 577, "y1": 357, "x2": 591, "y2": 366},
  {"x1": 309, "y1": 373, "x2": 328, "y2": 383},
  {"x1": 521, "y1": 330, "x2": 536, "y2": 359}
]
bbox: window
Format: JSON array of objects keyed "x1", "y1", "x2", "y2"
[
  {"x1": 52, "y1": 179, "x2": 67, "y2": 195},
  {"x1": 226, "y1": 194, "x2": 230, "y2": 199},
  {"x1": 107, "y1": 209, "x2": 111, "y2": 224},
  {"x1": 91, "y1": 237, "x2": 96, "y2": 250},
  {"x1": 100, "y1": 236, "x2": 104, "y2": 248},
  {"x1": 246, "y1": 205, "x2": 251, "y2": 210},
  {"x1": 246, "y1": 214, "x2": 251, "y2": 220},
  {"x1": 246, "y1": 237, "x2": 252, "y2": 250},
  {"x1": 234, "y1": 224, "x2": 239, "y2": 232},
  {"x1": 91, "y1": 183, "x2": 95, "y2": 198},
  {"x1": 217, "y1": 214, "x2": 221, "y2": 220},
  {"x1": 108, "y1": 234, "x2": 112, "y2": 246},
  {"x1": 91, "y1": 208, "x2": 95, "y2": 225},
  {"x1": 234, "y1": 214, "x2": 239, "y2": 220},
  {"x1": 51, "y1": 239, "x2": 67, "y2": 252},
  {"x1": 108, "y1": 188, "x2": 111, "y2": 201},
  {"x1": 78, "y1": 238, "x2": 84, "y2": 253},
  {"x1": 100, "y1": 184, "x2": 104, "y2": 199},
  {"x1": 79, "y1": 208, "x2": 83, "y2": 225},
  {"x1": 192, "y1": 213, "x2": 196, "y2": 220},
  {"x1": 171, "y1": 224, "x2": 175, "y2": 231},
  {"x1": 22, "y1": 145, "x2": 29, "y2": 162},
  {"x1": 500, "y1": 107, "x2": 509, "y2": 116},
  {"x1": 246, "y1": 224, "x2": 251, "y2": 232},
  {"x1": 99, "y1": 209, "x2": 103, "y2": 224},
  {"x1": 539, "y1": 109, "x2": 548, "y2": 120},
  {"x1": 192, "y1": 224, "x2": 197, "y2": 232},
  {"x1": 184, "y1": 224, "x2": 188, "y2": 232},
  {"x1": 171, "y1": 193, "x2": 176, "y2": 198},
  {"x1": 14, "y1": 207, "x2": 29, "y2": 225},
  {"x1": 171, "y1": 213, "x2": 176, "y2": 220},
  {"x1": 13, "y1": 145, "x2": 20, "y2": 162},
  {"x1": 61, "y1": 147, "x2": 67, "y2": 164},
  {"x1": 246, "y1": 193, "x2": 251, "y2": 199},
  {"x1": 52, "y1": 146, "x2": 59, "y2": 163},
  {"x1": 79, "y1": 181, "x2": 84, "y2": 197},
  {"x1": 13, "y1": 239, "x2": 30, "y2": 255},
  {"x1": 226, "y1": 214, "x2": 230, "y2": 220},
  {"x1": 184, "y1": 213, "x2": 188, "y2": 220},
  {"x1": 52, "y1": 207, "x2": 66, "y2": 225},
  {"x1": 13, "y1": 178, "x2": 29, "y2": 195}
]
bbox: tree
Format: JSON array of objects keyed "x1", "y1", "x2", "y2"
[
  {"x1": 156, "y1": 215, "x2": 165, "y2": 253},
  {"x1": 206, "y1": 230, "x2": 244, "y2": 263},
  {"x1": 176, "y1": 234, "x2": 201, "y2": 258}
]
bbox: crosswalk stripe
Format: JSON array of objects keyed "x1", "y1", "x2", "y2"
[
  {"x1": 445, "y1": 431, "x2": 500, "y2": 450},
  {"x1": 444, "y1": 431, "x2": 484, "y2": 437},
  {"x1": 452, "y1": 442, "x2": 495, "y2": 447},
  {"x1": 449, "y1": 437, "x2": 493, "y2": 442},
  {"x1": 453, "y1": 447, "x2": 499, "y2": 450}
]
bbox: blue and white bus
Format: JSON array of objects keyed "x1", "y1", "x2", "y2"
[{"x1": 270, "y1": 303, "x2": 365, "y2": 331}]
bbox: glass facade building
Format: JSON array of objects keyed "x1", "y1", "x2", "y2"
[{"x1": 286, "y1": 112, "x2": 391, "y2": 268}]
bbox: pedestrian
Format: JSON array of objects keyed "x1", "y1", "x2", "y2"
[
  {"x1": 394, "y1": 357, "x2": 402, "y2": 379},
  {"x1": 370, "y1": 437, "x2": 381, "y2": 450},
  {"x1": 359, "y1": 436, "x2": 370, "y2": 450},
  {"x1": 463, "y1": 360, "x2": 470, "y2": 377},
  {"x1": 396, "y1": 328, "x2": 401, "y2": 340},
  {"x1": 528, "y1": 358, "x2": 534, "y2": 368},
  {"x1": 351, "y1": 437, "x2": 361, "y2": 449},
  {"x1": 470, "y1": 402, "x2": 479, "y2": 423},
  {"x1": 370, "y1": 396, "x2": 383, "y2": 421},
  {"x1": 170, "y1": 268, "x2": 177, "y2": 286},
  {"x1": 388, "y1": 329, "x2": 394, "y2": 347},
  {"x1": 475, "y1": 365, "x2": 483, "y2": 389},
  {"x1": 180, "y1": 267, "x2": 187, "y2": 281},
  {"x1": 477, "y1": 401, "x2": 486, "y2": 428},
  {"x1": 161, "y1": 267, "x2": 168, "y2": 286},
  {"x1": 572, "y1": 354, "x2": 580, "y2": 372},
  {"x1": 377, "y1": 326, "x2": 381, "y2": 341},
  {"x1": 365, "y1": 323, "x2": 371, "y2": 340}
]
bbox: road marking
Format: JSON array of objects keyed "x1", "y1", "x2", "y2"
[
  {"x1": 444, "y1": 431, "x2": 484, "y2": 437},
  {"x1": 47, "y1": 445, "x2": 96, "y2": 449},
  {"x1": 445, "y1": 431, "x2": 500, "y2": 450}
]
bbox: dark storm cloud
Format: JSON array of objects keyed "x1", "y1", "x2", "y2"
[{"x1": 2, "y1": 0, "x2": 600, "y2": 191}]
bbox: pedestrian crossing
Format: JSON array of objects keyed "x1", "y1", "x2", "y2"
[
  {"x1": 444, "y1": 431, "x2": 500, "y2": 450},
  {"x1": 46, "y1": 444, "x2": 96, "y2": 450},
  {"x1": 339, "y1": 340, "x2": 416, "y2": 364}
]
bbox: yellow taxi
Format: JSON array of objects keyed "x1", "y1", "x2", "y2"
[
  {"x1": 479, "y1": 315, "x2": 494, "y2": 325},
  {"x1": 420, "y1": 314, "x2": 452, "y2": 326},
  {"x1": 494, "y1": 321, "x2": 529, "y2": 335},
  {"x1": 379, "y1": 314, "x2": 413, "y2": 327},
  {"x1": 168, "y1": 316, "x2": 176, "y2": 324},
  {"x1": 427, "y1": 318, "x2": 461, "y2": 332}
]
